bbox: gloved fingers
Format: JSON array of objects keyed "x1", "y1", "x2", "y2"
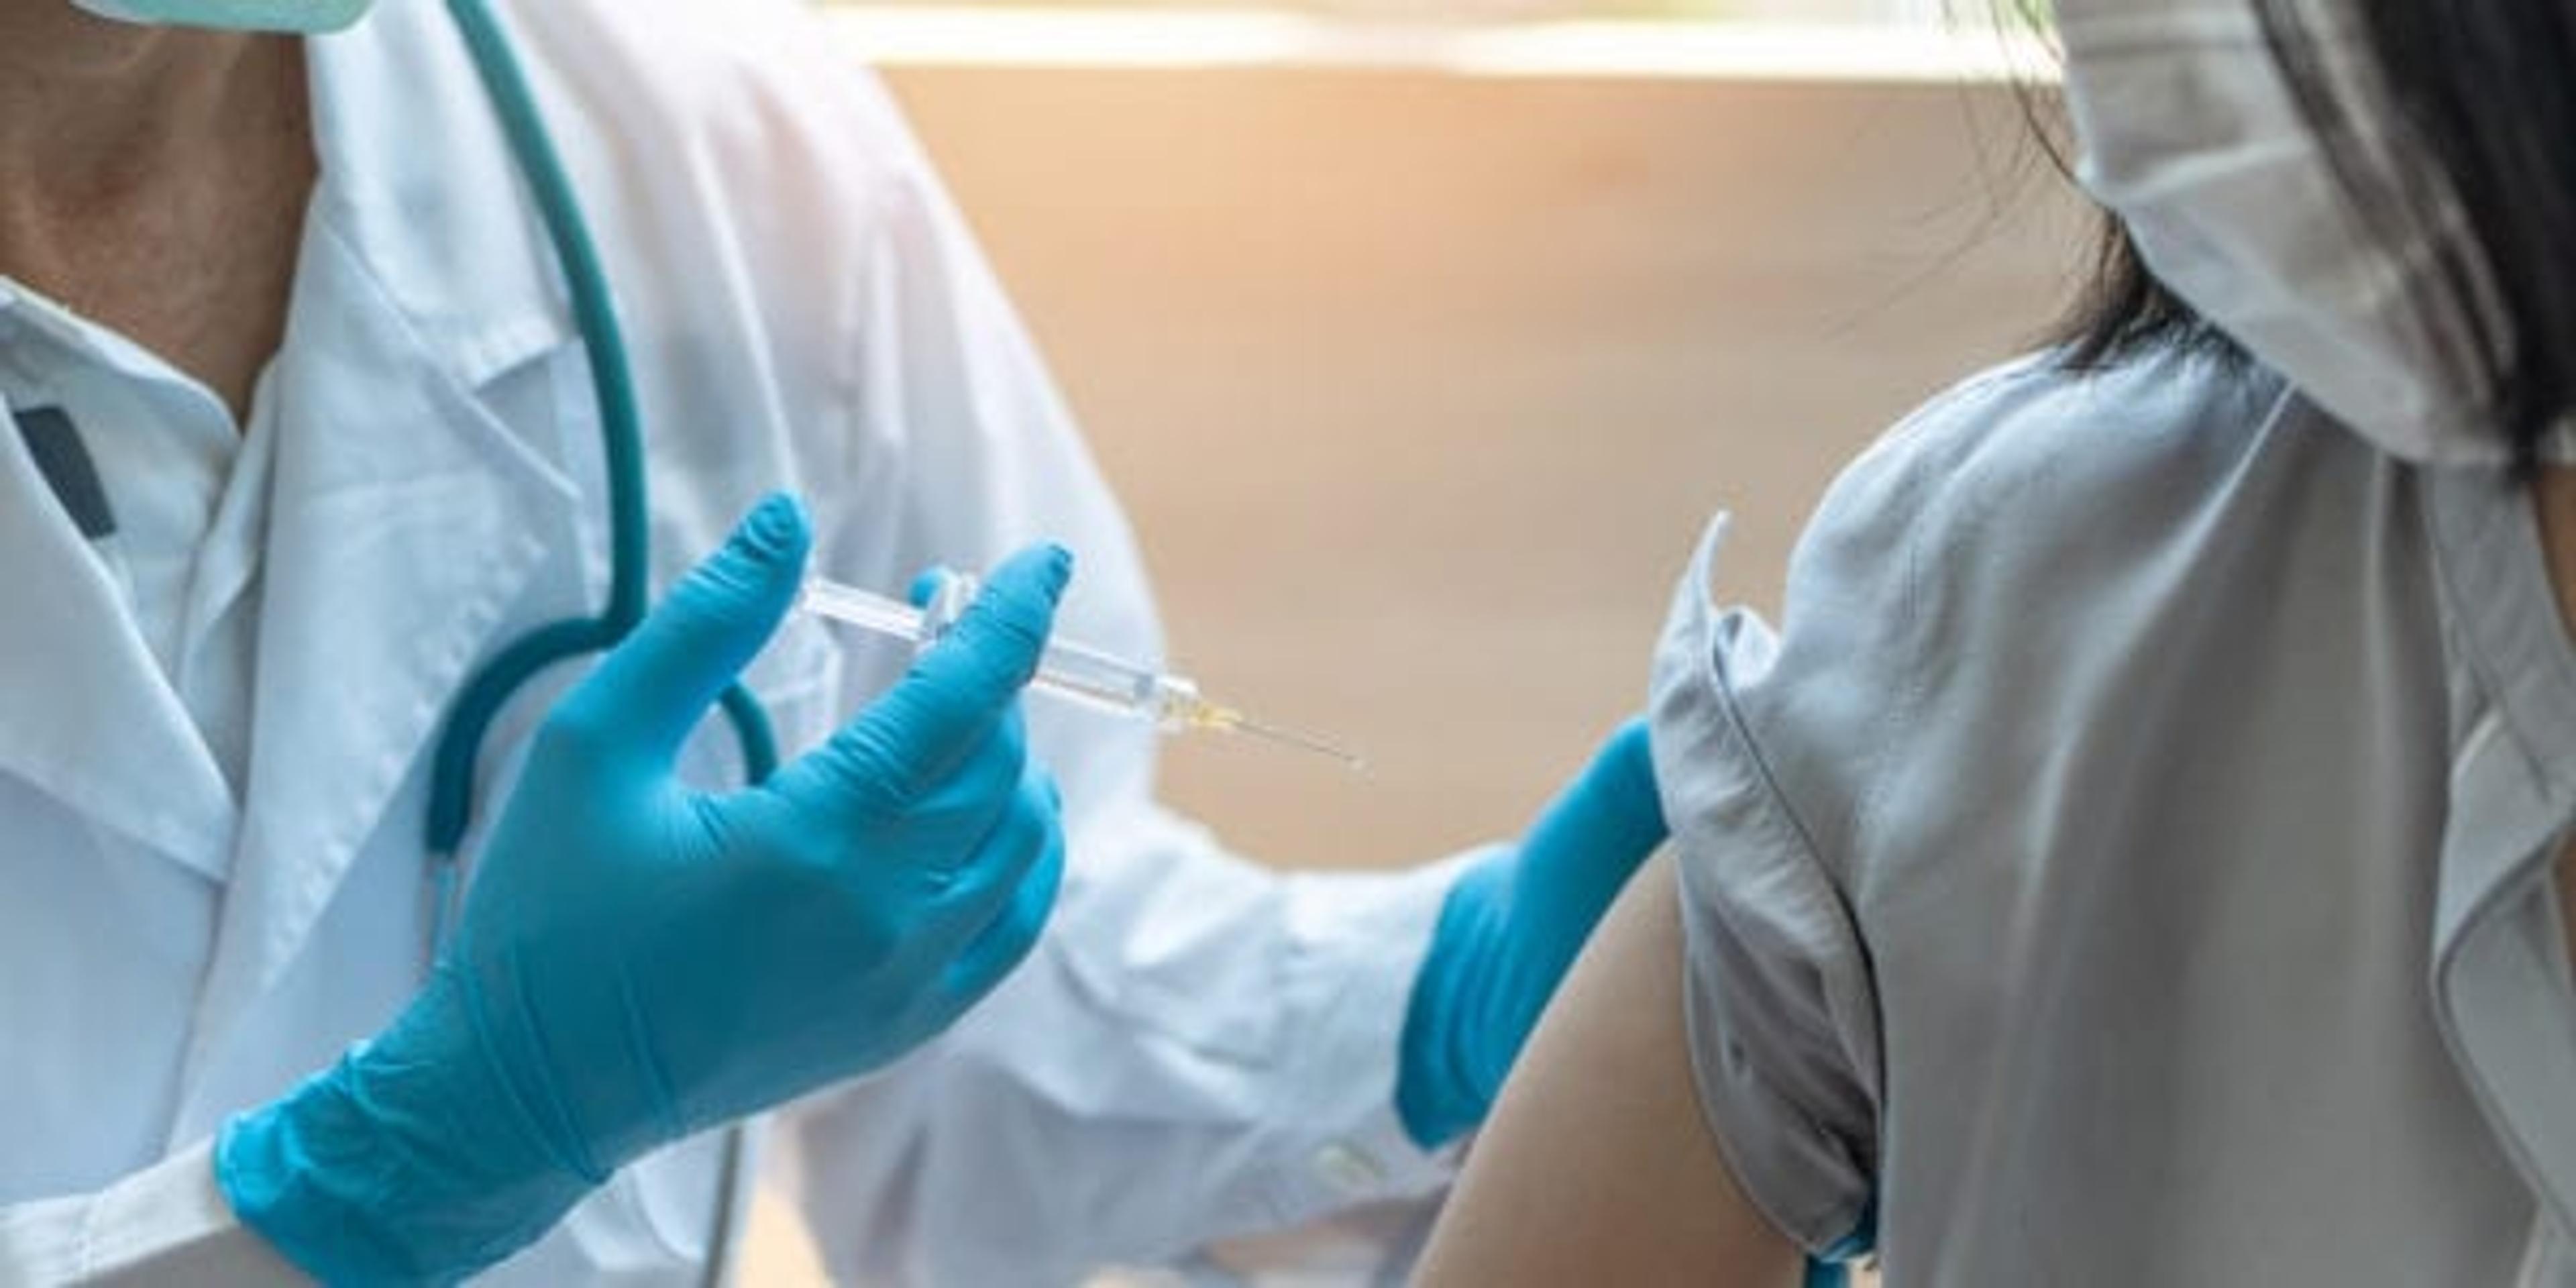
[
  {"x1": 938, "y1": 772, "x2": 1066, "y2": 1000},
  {"x1": 803, "y1": 703, "x2": 1030, "y2": 857},
  {"x1": 563, "y1": 494, "x2": 812, "y2": 763},
  {"x1": 1518, "y1": 717, "x2": 1669, "y2": 913},
  {"x1": 897, "y1": 705, "x2": 1038, "y2": 865},
  {"x1": 893, "y1": 543, "x2": 1069, "y2": 730},
  {"x1": 774, "y1": 544, "x2": 1070, "y2": 814},
  {"x1": 768, "y1": 686, "x2": 1030, "y2": 841},
  {"x1": 924, "y1": 763, "x2": 1060, "y2": 927}
]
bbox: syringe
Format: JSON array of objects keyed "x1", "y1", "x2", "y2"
[{"x1": 796, "y1": 575, "x2": 1364, "y2": 770}]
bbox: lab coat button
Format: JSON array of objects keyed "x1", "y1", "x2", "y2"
[{"x1": 1311, "y1": 1142, "x2": 1386, "y2": 1195}]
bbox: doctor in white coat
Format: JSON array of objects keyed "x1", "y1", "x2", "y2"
[{"x1": 0, "y1": 0, "x2": 1670, "y2": 1283}]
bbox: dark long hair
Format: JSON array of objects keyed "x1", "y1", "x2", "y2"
[{"x1": 2045, "y1": 1, "x2": 2576, "y2": 466}]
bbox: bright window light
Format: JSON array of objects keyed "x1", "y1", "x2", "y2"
[{"x1": 823, "y1": 5, "x2": 2055, "y2": 80}]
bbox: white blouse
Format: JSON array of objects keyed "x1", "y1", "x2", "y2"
[{"x1": 1658, "y1": 347, "x2": 2576, "y2": 1284}]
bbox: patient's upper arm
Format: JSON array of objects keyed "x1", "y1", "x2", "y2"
[{"x1": 1415, "y1": 858, "x2": 1803, "y2": 1287}]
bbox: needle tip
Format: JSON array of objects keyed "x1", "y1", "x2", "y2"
[{"x1": 1226, "y1": 712, "x2": 1368, "y2": 771}]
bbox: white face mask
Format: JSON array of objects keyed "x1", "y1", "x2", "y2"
[
  {"x1": 70, "y1": 0, "x2": 372, "y2": 34},
  {"x1": 2056, "y1": 0, "x2": 2554, "y2": 465}
]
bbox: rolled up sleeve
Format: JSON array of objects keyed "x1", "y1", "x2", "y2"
[{"x1": 1650, "y1": 531, "x2": 1882, "y2": 1257}]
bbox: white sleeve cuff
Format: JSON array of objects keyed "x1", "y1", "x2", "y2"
[
  {"x1": 1256, "y1": 849, "x2": 1483, "y2": 1226},
  {"x1": 0, "y1": 1142, "x2": 308, "y2": 1287}
]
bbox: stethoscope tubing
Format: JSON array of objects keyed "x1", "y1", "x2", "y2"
[
  {"x1": 428, "y1": 0, "x2": 779, "y2": 865},
  {"x1": 421, "y1": 1, "x2": 778, "y2": 1280}
]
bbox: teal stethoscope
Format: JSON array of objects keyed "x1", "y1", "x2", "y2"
[
  {"x1": 419, "y1": 0, "x2": 771, "y2": 1279},
  {"x1": 423, "y1": 0, "x2": 777, "y2": 871}
]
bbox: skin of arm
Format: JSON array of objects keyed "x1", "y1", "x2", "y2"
[
  {"x1": 1414, "y1": 856, "x2": 1801, "y2": 1287},
  {"x1": 2532, "y1": 470, "x2": 2576, "y2": 966}
]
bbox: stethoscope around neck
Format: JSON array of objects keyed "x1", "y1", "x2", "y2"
[{"x1": 420, "y1": 1, "x2": 774, "y2": 1279}]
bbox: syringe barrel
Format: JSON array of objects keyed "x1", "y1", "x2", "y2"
[
  {"x1": 797, "y1": 578, "x2": 929, "y2": 643},
  {"x1": 915, "y1": 574, "x2": 1196, "y2": 727},
  {"x1": 1030, "y1": 637, "x2": 1200, "y2": 728}
]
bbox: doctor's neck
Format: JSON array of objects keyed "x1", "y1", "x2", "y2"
[
  {"x1": 0, "y1": 11, "x2": 294, "y2": 202},
  {"x1": 0, "y1": 9, "x2": 311, "y2": 423}
]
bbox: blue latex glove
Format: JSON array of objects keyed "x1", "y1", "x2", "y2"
[
  {"x1": 217, "y1": 495, "x2": 1072, "y2": 1285},
  {"x1": 1397, "y1": 718, "x2": 1669, "y2": 1148}
]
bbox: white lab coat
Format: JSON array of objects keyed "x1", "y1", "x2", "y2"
[{"x1": 0, "y1": 0, "x2": 1459, "y2": 1283}]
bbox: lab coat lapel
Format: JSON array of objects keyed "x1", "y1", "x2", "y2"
[
  {"x1": 0, "y1": 384, "x2": 237, "y2": 881},
  {"x1": 178, "y1": 1, "x2": 588, "y2": 1088},
  {"x1": 2421, "y1": 472, "x2": 2576, "y2": 1242}
]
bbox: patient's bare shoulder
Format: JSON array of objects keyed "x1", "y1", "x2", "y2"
[{"x1": 1417, "y1": 859, "x2": 1805, "y2": 1287}]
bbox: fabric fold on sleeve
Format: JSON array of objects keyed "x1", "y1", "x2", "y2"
[{"x1": 1649, "y1": 514, "x2": 1882, "y2": 1257}]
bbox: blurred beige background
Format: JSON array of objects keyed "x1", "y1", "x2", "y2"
[{"x1": 746, "y1": 59, "x2": 2088, "y2": 1283}]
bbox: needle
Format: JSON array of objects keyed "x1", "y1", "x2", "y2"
[{"x1": 1195, "y1": 704, "x2": 1368, "y2": 771}]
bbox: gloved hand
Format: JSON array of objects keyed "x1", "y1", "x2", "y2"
[
  {"x1": 217, "y1": 494, "x2": 1073, "y2": 1285},
  {"x1": 1397, "y1": 718, "x2": 1669, "y2": 1148}
]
